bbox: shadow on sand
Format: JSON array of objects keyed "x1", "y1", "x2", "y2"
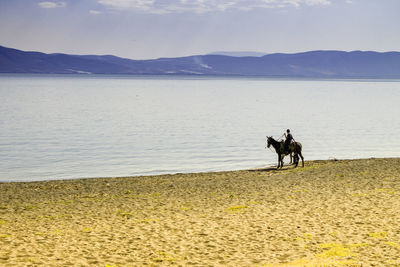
[{"x1": 249, "y1": 165, "x2": 295, "y2": 172}]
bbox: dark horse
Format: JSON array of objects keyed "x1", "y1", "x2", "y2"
[{"x1": 266, "y1": 136, "x2": 304, "y2": 169}]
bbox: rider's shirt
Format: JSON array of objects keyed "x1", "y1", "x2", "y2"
[{"x1": 286, "y1": 133, "x2": 293, "y2": 143}]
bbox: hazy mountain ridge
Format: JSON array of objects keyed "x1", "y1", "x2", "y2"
[
  {"x1": 1, "y1": 46, "x2": 400, "y2": 78},
  {"x1": 207, "y1": 51, "x2": 267, "y2": 57}
]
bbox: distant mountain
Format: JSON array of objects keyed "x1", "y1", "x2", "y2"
[
  {"x1": 1, "y1": 45, "x2": 400, "y2": 78},
  {"x1": 207, "y1": 51, "x2": 267, "y2": 57}
]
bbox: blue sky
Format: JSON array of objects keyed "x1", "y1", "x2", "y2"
[{"x1": 0, "y1": 0, "x2": 399, "y2": 59}]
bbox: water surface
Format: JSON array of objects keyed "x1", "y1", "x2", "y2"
[{"x1": 1, "y1": 74, "x2": 399, "y2": 182}]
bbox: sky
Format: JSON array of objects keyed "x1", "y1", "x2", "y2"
[{"x1": 0, "y1": 0, "x2": 399, "y2": 59}]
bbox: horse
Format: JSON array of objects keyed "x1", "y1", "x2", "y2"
[{"x1": 266, "y1": 136, "x2": 304, "y2": 169}]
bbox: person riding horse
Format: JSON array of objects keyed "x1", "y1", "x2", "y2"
[
  {"x1": 284, "y1": 129, "x2": 294, "y2": 155},
  {"x1": 266, "y1": 135, "x2": 304, "y2": 168}
]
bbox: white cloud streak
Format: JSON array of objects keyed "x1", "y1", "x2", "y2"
[
  {"x1": 98, "y1": 0, "x2": 154, "y2": 10},
  {"x1": 89, "y1": 10, "x2": 103, "y2": 14},
  {"x1": 98, "y1": 0, "x2": 332, "y2": 13},
  {"x1": 38, "y1": 1, "x2": 66, "y2": 8}
]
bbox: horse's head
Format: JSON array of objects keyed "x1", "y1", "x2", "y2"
[{"x1": 266, "y1": 136, "x2": 272, "y2": 148}]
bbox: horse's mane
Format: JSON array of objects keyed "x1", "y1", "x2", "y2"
[{"x1": 268, "y1": 136, "x2": 280, "y2": 144}]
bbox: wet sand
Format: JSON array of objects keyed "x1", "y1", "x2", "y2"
[{"x1": 1, "y1": 158, "x2": 400, "y2": 266}]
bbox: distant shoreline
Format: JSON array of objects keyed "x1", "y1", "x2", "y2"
[
  {"x1": 1, "y1": 157, "x2": 397, "y2": 184},
  {"x1": 2, "y1": 72, "x2": 400, "y2": 82}
]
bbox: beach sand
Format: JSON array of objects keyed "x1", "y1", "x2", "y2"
[{"x1": 1, "y1": 158, "x2": 400, "y2": 266}]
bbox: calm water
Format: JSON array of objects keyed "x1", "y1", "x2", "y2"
[{"x1": 1, "y1": 74, "x2": 400, "y2": 182}]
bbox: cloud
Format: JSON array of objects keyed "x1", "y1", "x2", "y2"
[
  {"x1": 98, "y1": 0, "x2": 154, "y2": 10},
  {"x1": 98, "y1": 0, "x2": 332, "y2": 13},
  {"x1": 89, "y1": 10, "x2": 103, "y2": 14},
  {"x1": 304, "y1": 0, "x2": 331, "y2": 5},
  {"x1": 38, "y1": 1, "x2": 66, "y2": 8}
]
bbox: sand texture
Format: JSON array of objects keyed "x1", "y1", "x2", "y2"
[{"x1": 1, "y1": 158, "x2": 400, "y2": 266}]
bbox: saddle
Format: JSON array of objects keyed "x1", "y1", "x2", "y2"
[{"x1": 280, "y1": 140, "x2": 294, "y2": 155}]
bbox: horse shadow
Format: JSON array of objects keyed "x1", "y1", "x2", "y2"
[{"x1": 248, "y1": 165, "x2": 294, "y2": 172}]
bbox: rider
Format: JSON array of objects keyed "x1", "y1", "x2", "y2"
[{"x1": 284, "y1": 129, "x2": 294, "y2": 154}]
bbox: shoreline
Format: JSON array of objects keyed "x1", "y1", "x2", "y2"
[
  {"x1": 1, "y1": 157, "x2": 395, "y2": 184},
  {"x1": 1, "y1": 157, "x2": 400, "y2": 266}
]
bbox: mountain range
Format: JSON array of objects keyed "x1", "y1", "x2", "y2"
[{"x1": 1, "y1": 45, "x2": 400, "y2": 78}]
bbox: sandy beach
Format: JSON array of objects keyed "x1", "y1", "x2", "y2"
[{"x1": 1, "y1": 158, "x2": 400, "y2": 266}]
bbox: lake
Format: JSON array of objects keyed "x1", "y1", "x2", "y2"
[{"x1": 1, "y1": 74, "x2": 399, "y2": 182}]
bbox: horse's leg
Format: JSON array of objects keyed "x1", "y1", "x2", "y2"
[
  {"x1": 277, "y1": 154, "x2": 281, "y2": 169},
  {"x1": 290, "y1": 153, "x2": 293, "y2": 164},
  {"x1": 299, "y1": 152, "x2": 304, "y2": 167},
  {"x1": 294, "y1": 154, "x2": 299, "y2": 167},
  {"x1": 280, "y1": 154, "x2": 285, "y2": 169}
]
